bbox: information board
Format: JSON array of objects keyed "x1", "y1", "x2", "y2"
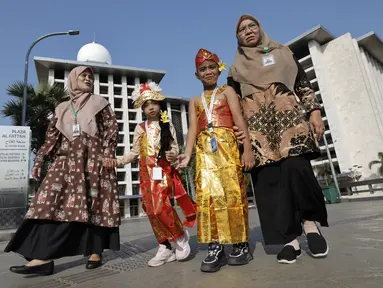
[{"x1": 0, "y1": 126, "x2": 31, "y2": 229}]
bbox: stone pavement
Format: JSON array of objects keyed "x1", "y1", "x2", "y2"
[{"x1": 1, "y1": 201, "x2": 383, "y2": 288}]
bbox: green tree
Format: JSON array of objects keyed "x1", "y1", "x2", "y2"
[
  {"x1": 1, "y1": 81, "x2": 68, "y2": 154},
  {"x1": 369, "y1": 152, "x2": 383, "y2": 176},
  {"x1": 2, "y1": 82, "x2": 68, "y2": 202}
]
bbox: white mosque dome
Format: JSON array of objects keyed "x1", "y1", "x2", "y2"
[{"x1": 77, "y1": 42, "x2": 112, "y2": 65}]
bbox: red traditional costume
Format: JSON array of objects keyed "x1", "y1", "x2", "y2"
[{"x1": 117, "y1": 82, "x2": 196, "y2": 266}]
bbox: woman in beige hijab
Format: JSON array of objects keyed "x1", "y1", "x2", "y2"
[
  {"x1": 228, "y1": 15, "x2": 329, "y2": 264},
  {"x1": 5, "y1": 66, "x2": 120, "y2": 275}
]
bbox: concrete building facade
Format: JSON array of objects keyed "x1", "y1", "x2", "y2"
[{"x1": 287, "y1": 26, "x2": 383, "y2": 179}]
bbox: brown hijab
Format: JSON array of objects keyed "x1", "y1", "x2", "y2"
[
  {"x1": 228, "y1": 14, "x2": 298, "y2": 97},
  {"x1": 55, "y1": 66, "x2": 109, "y2": 141}
]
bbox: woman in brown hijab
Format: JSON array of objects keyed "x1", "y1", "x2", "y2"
[
  {"x1": 5, "y1": 66, "x2": 120, "y2": 275},
  {"x1": 228, "y1": 15, "x2": 329, "y2": 264}
]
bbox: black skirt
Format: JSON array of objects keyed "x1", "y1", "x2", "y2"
[
  {"x1": 4, "y1": 219, "x2": 120, "y2": 261},
  {"x1": 251, "y1": 156, "x2": 328, "y2": 245}
]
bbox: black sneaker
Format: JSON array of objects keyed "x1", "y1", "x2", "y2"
[
  {"x1": 306, "y1": 231, "x2": 329, "y2": 258},
  {"x1": 228, "y1": 242, "x2": 253, "y2": 266},
  {"x1": 200, "y1": 242, "x2": 227, "y2": 273},
  {"x1": 277, "y1": 245, "x2": 301, "y2": 264}
]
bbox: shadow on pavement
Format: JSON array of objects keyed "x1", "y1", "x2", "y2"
[{"x1": 20, "y1": 221, "x2": 337, "y2": 277}]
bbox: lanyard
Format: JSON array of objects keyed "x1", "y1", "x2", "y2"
[
  {"x1": 71, "y1": 102, "x2": 80, "y2": 120},
  {"x1": 201, "y1": 87, "x2": 219, "y2": 124},
  {"x1": 145, "y1": 120, "x2": 161, "y2": 156}
]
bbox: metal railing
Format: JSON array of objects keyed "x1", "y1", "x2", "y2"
[{"x1": 339, "y1": 178, "x2": 383, "y2": 196}]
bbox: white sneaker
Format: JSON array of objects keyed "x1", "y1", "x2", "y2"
[
  {"x1": 148, "y1": 245, "x2": 176, "y2": 267},
  {"x1": 175, "y1": 230, "x2": 191, "y2": 261}
]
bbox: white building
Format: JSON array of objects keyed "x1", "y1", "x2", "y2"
[
  {"x1": 34, "y1": 42, "x2": 189, "y2": 218},
  {"x1": 287, "y1": 26, "x2": 383, "y2": 179}
]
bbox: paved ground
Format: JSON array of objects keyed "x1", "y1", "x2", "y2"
[{"x1": 1, "y1": 200, "x2": 383, "y2": 288}]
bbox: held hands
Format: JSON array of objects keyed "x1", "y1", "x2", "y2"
[
  {"x1": 176, "y1": 153, "x2": 191, "y2": 170},
  {"x1": 242, "y1": 148, "x2": 255, "y2": 170},
  {"x1": 31, "y1": 166, "x2": 41, "y2": 180},
  {"x1": 116, "y1": 156, "x2": 125, "y2": 167},
  {"x1": 233, "y1": 126, "x2": 246, "y2": 145},
  {"x1": 309, "y1": 110, "x2": 325, "y2": 141},
  {"x1": 165, "y1": 151, "x2": 177, "y2": 163},
  {"x1": 102, "y1": 157, "x2": 117, "y2": 169},
  {"x1": 232, "y1": 126, "x2": 255, "y2": 170}
]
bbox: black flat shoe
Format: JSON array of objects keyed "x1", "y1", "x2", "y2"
[
  {"x1": 304, "y1": 223, "x2": 329, "y2": 258},
  {"x1": 10, "y1": 261, "x2": 54, "y2": 276},
  {"x1": 86, "y1": 256, "x2": 102, "y2": 270},
  {"x1": 277, "y1": 246, "x2": 301, "y2": 264},
  {"x1": 306, "y1": 232, "x2": 329, "y2": 258}
]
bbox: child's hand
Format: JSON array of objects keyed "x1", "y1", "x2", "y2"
[
  {"x1": 31, "y1": 166, "x2": 41, "y2": 180},
  {"x1": 116, "y1": 157, "x2": 125, "y2": 167},
  {"x1": 233, "y1": 126, "x2": 246, "y2": 145},
  {"x1": 176, "y1": 153, "x2": 191, "y2": 170},
  {"x1": 241, "y1": 149, "x2": 255, "y2": 170},
  {"x1": 165, "y1": 151, "x2": 177, "y2": 163}
]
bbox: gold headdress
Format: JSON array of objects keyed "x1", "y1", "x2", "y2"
[{"x1": 131, "y1": 82, "x2": 166, "y2": 109}]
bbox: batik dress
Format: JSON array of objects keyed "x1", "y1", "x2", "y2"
[
  {"x1": 5, "y1": 105, "x2": 121, "y2": 259},
  {"x1": 228, "y1": 57, "x2": 328, "y2": 245}
]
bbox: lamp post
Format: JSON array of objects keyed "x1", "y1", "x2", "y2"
[
  {"x1": 323, "y1": 132, "x2": 341, "y2": 198},
  {"x1": 21, "y1": 30, "x2": 80, "y2": 126}
]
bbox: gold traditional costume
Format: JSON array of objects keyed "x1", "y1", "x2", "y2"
[{"x1": 194, "y1": 49, "x2": 248, "y2": 244}]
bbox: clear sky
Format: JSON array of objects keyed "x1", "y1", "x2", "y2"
[{"x1": 0, "y1": 0, "x2": 382, "y2": 126}]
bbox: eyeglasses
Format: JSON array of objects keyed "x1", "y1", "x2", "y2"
[
  {"x1": 79, "y1": 73, "x2": 94, "y2": 81},
  {"x1": 238, "y1": 22, "x2": 259, "y2": 35}
]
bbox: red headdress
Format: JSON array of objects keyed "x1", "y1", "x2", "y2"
[{"x1": 195, "y1": 48, "x2": 226, "y2": 71}]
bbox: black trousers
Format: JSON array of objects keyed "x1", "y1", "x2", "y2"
[{"x1": 251, "y1": 156, "x2": 328, "y2": 245}]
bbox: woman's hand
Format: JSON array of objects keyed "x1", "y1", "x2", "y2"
[
  {"x1": 103, "y1": 157, "x2": 117, "y2": 169},
  {"x1": 233, "y1": 126, "x2": 246, "y2": 145},
  {"x1": 241, "y1": 148, "x2": 255, "y2": 170},
  {"x1": 165, "y1": 151, "x2": 177, "y2": 163},
  {"x1": 176, "y1": 154, "x2": 191, "y2": 170},
  {"x1": 31, "y1": 166, "x2": 41, "y2": 180},
  {"x1": 309, "y1": 110, "x2": 325, "y2": 141}
]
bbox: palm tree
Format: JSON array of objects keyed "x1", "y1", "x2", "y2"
[
  {"x1": 1, "y1": 81, "x2": 68, "y2": 154},
  {"x1": 369, "y1": 152, "x2": 383, "y2": 176}
]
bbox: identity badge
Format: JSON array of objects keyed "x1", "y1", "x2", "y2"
[{"x1": 262, "y1": 54, "x2": 275, "y2": 67}]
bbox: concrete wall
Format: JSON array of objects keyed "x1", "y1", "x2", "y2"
[{"x1": 309, "y1": 34, "x2": 383, "y2": 179}]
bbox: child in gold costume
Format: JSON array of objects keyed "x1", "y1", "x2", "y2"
[{"x1": 177, "y1": 49, "x2": 255, "y2": 273}]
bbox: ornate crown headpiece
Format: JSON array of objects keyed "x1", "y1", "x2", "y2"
[{"x1": 131, "y1": 82, "x2": 166, "y2": 109}]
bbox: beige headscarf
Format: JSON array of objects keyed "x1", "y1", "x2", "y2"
[
  {"x1": 55, "y1": 66, "x2": 109, "y2": 141},
  {"x1": 228, "y1": 14, "x2": 298, "y2": 97}
]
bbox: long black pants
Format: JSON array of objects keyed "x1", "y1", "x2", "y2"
[{"x1": 251, "y1": 156, "x2": 328, "y2": 245}]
